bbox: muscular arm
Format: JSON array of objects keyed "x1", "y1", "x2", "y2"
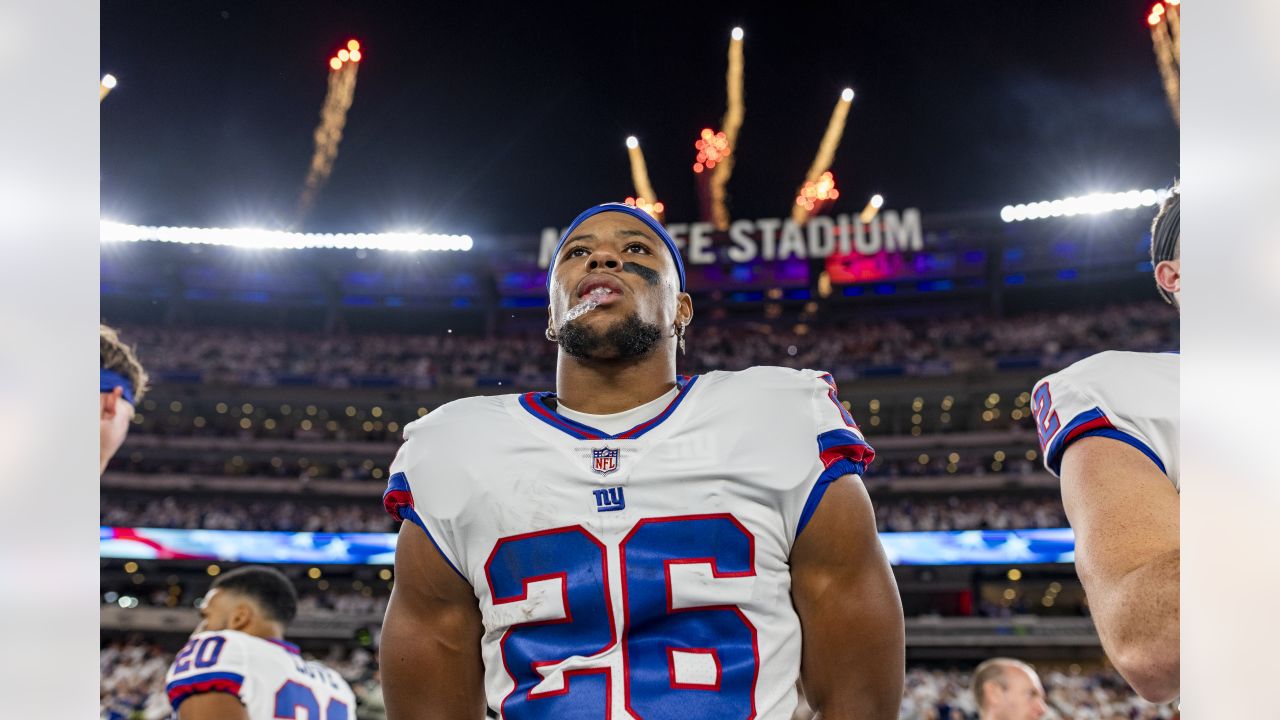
[
  {"x1": 177, "y1": 692, "x2": 249, "y2": 720},
  {"x1": 381, "y1": 523, "x2": 487, "y2": 720},
  {"x1": 791, "y1": 474, "x2": 905, "y2": 720},
  {"x1": 1060, "y1": 436, "x2": 1179, "y2": 703}
]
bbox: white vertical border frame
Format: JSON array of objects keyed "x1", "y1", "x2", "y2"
[
  {"x1": 0, "y1": 0, "x2": 100, "y2": 717},
  {"x1": 1182, "y1": 1, "x2": 1280, "y2": 716}
]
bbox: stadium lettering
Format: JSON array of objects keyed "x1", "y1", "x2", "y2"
[{"x1": 538, "y1": 208, "x2": 924, "y2": 269}]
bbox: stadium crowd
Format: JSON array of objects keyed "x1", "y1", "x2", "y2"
[
  {"x1": 114, "y1": 301, "x2": 1176, "y2": 390},
  {"x1": 100, "y1": 495, "x2": 397, "y2": 533},
  {"x1": 100, "y1": 493, "x2": 1064, "y2": 533}
]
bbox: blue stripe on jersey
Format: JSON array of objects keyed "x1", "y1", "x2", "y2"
[
  {"x1": 1046, "y1": 407, "x2": 1167, "y2": 476},
  {"x1": 383, "y1": 471, "x2": 468, "y2": 581},
  {"x1": 167, "y1": 670, "x2": 245, "y2": 708},
  {"x1": 1069, "y1": 428, "x2": 1168, "y2": 476},
  {"x1": 399, "y1": 504, "x2": 468, "y2": 581},
  {"x1": 796, "y1": 457, "x2": 864, "y2": 538},
  {"x1": 816, "y1": 428, "x2": 870, "y2": 454}
]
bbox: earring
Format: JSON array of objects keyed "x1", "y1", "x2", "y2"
[
  {"x1": 545, "y1": 327, "x2": 557, "y2": 341},
  {"x1": 676, "y1": 322, "x2": 687, "y2": 356}
]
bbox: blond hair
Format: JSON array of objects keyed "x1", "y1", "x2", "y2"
[{"x1": 100, "y1": 324, "x2": 150, "y2": 402}]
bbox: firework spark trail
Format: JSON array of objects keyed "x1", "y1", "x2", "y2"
[
  {"x1": 626, "y1": 137, "x2": 661, "y2": 219},
  {"x1": 709, "y1": 28, "x2": 745, "y2": 230},
  {"x1": 793, "y1": 90, "x2": 854, "y2": 224},
  {"x1": 299, "y1": 48, "x2": 361, "y2": 222},
  {"x1": 1148, "y1": 3, "x2": 1179, "y2": 125}
]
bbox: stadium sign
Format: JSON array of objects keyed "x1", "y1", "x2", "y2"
[{"x1": 538, "y1": 208, "x2": 923, "y2": 269}]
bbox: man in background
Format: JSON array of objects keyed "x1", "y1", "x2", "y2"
[
  {"x1": 971, "y1": 658, "x2": 1048, "y2": 720},
  {"x1": 100, "y1": 323, "x2": 149, "y2": 475}
]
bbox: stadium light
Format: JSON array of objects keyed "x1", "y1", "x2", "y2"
[
  {"x1": 99, "y1": 221, "x2": 474, "y2": 252},
  {"x1": 1000, "y1": 188, "x2": 1172, "y2": 223}
]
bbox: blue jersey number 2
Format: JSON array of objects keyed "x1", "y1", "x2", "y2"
[
  {"x1": 484, "y1": 514, "x2": 757, "y2": 720},
  {"x1": 274, "y1": 680, "x2": 349, "y2": 720}
]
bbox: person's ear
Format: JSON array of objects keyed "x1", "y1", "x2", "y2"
[
  {"x1": 1155, "y1": 258, "x2": 1180, "y2": 296},
  {"x1": 676, "y1": 292, "x2": 694, "y2": 327},
  {"x1": 227, "y1": 600, "x2": 254, "y2": 631}
]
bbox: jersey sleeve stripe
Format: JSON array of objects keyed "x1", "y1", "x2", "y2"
[
  {"x1": 816, "y1": 428, "x2": 875, "y2": 470},
  {"x1": 796, "y1": 457, "x2": 863, "y2": 537},
  {"x1": 1046, "y1": 407, "x2": 1167, "y2": 476},
  {"x1": 1066, "y1": 427, "x2": 1168, "y2": 476},
  {"x1": 166, "y1": 671, "x2": 244, "y2": 709},
  {"x1": 382, "y1": 472, "x2": 468, "y2": 580}
]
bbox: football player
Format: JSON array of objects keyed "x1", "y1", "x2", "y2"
[
  {"x1": 381, "y1": 202, "x2": 904, "y2": 719},
  {"x1": 165, "y1": 566, "x2": 356, "y2": 719},
  {"x1": 1030, "y1": 186, "x2": 1180, "y2": 702}
]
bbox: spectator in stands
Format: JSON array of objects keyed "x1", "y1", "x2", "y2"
[
  {"x1": 971, "y1": 658, "x2": 1048, "y2": 720},
  {"x1": 101, "y1": 324, "x2": 149, "y2": 475}
]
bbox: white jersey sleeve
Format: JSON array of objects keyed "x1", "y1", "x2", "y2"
[
  {"x1": 792, "y1": 369, "x2": 876, "y2": 538},
  {"x1": 164, "y1": 630, "x2": 254, "y2": 711},
  {"x1": 1031, "y1": 351, "x2": 1179, "y2": 489},
  {"x1": 383, "y1": 397, "x2": 496, "y2": 580}
]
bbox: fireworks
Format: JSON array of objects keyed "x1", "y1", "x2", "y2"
[
  {"x1": 794, "y1": 171, "x2": 840, "y2": 214},
  {"x1": 860, "y1": 193, "x2": 884, "y2": 224},
  {"x1": 298, "y1": 40, "x2": 363, "y2": 222},
  {"x1": 100, "y1": 74, "x2": 117, "y2": 103},
  {"x1": 792, "y1": 89, "x2": 855, "y2": 223},
  {"x1": 623, "y1": 196, "x2": 666, "y2": 219},
  {"x1": 707, "y1": 27, "x2": 746, "y2": 230},
  {"x1": 1147, "y1": 1, "x2": 1180, "y2": 125},
  {"x1": 693, "y1": 128, "x2": 732, "y2": 174},
  {"x1": 625, "y1": 136, "x2": 663, "y2": 221}
]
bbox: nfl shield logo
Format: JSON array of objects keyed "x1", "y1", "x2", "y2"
[{"x1": 592, "y1": 447, "x2": 620, "y2": 475}]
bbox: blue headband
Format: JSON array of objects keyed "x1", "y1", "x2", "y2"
[
  {"x1": 547, "y1": 203, "x2": 687, "y2": 292},
  {"x1": 101, "y1": 368, "x2": 137, "y2": 406}
]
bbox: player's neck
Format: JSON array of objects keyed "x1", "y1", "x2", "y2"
[
  {"x1": 240, "y1": 619, "x2": 287, "y2": 643},
  {"x1": 554, "y1": 350, "x2": 678, "y2": 415}
]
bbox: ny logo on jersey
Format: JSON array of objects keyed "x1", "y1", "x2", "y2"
[
  {"x1": 592, "y1": 486, "x2": 626, "y2": 512},
  {"x1": 591, "y1": 447, "x2": 620, "y2": 475}
]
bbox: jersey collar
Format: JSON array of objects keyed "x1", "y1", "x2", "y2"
[
  {"x1": 267, "y1": 638, "x2": 302, "y2": 655},
  {"x1": 517, "y1": 375, "x2": 699, "y2": 440}
]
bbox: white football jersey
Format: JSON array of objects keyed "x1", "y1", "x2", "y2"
[
  {"x1": 384, "y1": 367, "x2": 874, "y2": 720},
  {"x1": 1032, "y1": 351, "x2": 1179, "y2": 490},
  {"x1": 165, "y1": 629, "x2": 355, "y2": 719}
]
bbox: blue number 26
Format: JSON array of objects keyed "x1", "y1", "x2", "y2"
[{"x1": 484, "y1": 514, "x2": 758, "y2": 720}]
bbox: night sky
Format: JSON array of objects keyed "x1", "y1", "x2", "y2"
[{"x1": 101, "y1": 1, "x2": 1180, "y2": 236}]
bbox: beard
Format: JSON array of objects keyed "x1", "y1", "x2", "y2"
[{"x1": 558, "y1": 311, "x2": 664, "y2": 361}]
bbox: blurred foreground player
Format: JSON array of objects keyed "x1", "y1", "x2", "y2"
[
  {"x1": 164, "y1": 566, "x2": 356, "y2": 719},
  {"x1": 381, "y1": 203, "x2": 904, "y2": 719},
  {"x1": 100, "y1": 323, "x2": 148, "y2": 475},
  {"x1": 971, "y1": 658, "x2": 1047, "y2": 720},
  {"x1": 1030, "y1": 186, "x2": 1180, "y2": 702}
]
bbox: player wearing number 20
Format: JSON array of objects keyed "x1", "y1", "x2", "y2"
[
  {"x1": 164, "y1": 566, "x2": 356, "y2": 719},
  {"x1": 380, "y1": 203, "x2": 905, "y2": 719},
  {"x1": 1030, "y1": 186, "x2": 1180, "y2": 704}
]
